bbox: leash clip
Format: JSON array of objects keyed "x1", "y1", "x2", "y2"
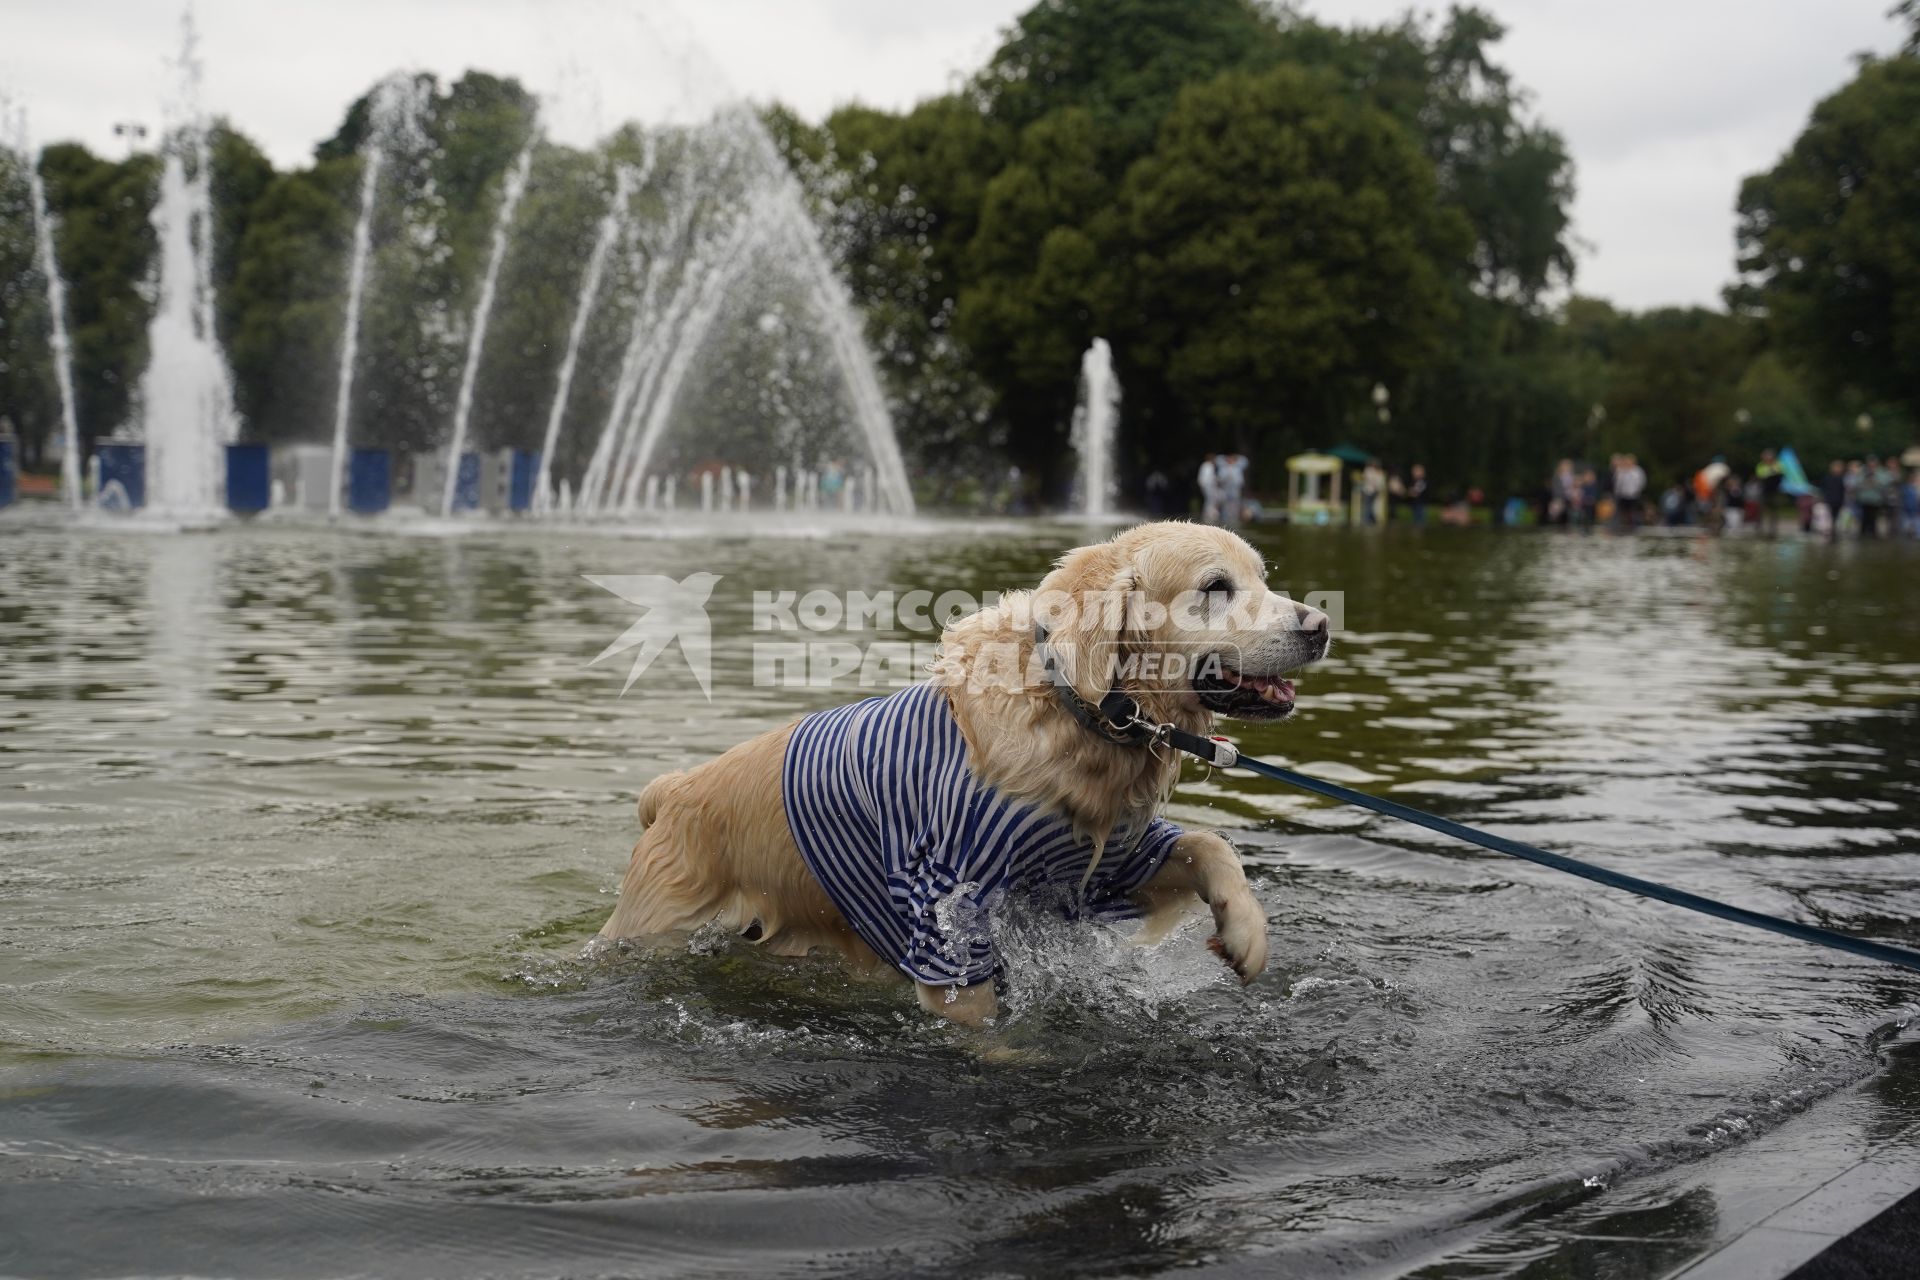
[{"x1": 1205, "y1": 735, "x2": 1240, "y2": 769}]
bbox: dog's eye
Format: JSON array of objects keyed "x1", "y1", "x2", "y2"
[{"x1": 1202, "y1": 576, "x2": 1234, "y2": 597}]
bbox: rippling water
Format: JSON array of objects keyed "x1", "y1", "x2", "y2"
[{"x1": 3, "y1": 519, "x2": 1918, "y2": 1277}]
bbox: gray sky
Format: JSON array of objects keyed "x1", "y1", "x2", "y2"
[{"x1": 2, "y1": 0, "x2": 1908, "y2": 310}]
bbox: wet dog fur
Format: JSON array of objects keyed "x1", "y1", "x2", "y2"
[{"x1": 597, "y1": 521, "x2": 1329, "y2": 1025}]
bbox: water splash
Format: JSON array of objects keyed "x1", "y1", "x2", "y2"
[
  {"x1": 328, "y1": 77, "x2": 422, "y2": 517},
  {"x1": 1072, "y1": 337, "x2": 1120, "y2": 517},
  {"x1": 440, "y1": 136, "x2": 536, "y2": 515},
  {"x1": 986, "y1": 896, "x2": 1227, "y2": 1024},
  {"x1": 12, "y1": 109, "x2": 83, "y2": 509}
]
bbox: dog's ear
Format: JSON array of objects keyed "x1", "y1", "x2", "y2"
[{"x1": 1035, "y1": 541, "x2": 1140, "y2": 703}]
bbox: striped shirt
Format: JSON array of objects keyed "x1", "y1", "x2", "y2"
[{"x1": 782, "y1": 681, "x2": 1182, "y2": 987}]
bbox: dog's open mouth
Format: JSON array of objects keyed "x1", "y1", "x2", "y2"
[{"x1": 1193, "y1": 663, "x2": 1300, "y2": 720}]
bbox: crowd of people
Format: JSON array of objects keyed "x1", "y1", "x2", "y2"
[
  {"x1": 1139, "y1": 446, "x2": 1918, "y2": 538},
  {"x1": 1813, "y1": 455, "x2": 1918, "y2": 539},
  {"x1": 1542, "y1": 451, "x2": 1920, "y2": 539},
  {"x1": 1185, "y1": 452, "x2": 1456, "y2": 527}
]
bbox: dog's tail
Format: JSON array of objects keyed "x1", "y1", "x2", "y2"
[{"x1": 636, "y1": 769, "x2": 689, "y2": 829}]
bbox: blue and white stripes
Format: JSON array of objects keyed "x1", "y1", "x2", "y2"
[{"x1": 782, "y1": 681, "x2": 1181, "y2": 986}]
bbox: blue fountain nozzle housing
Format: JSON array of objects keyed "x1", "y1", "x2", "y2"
[
  {"x1": 508, "y1": 449, "x2": 538, "y2": 513},
  {"x1": 96, "y1": 442, "x2": 146, "y2": 510},
  {"x1": 0, "y1": 431, "x2": 16, "y2": 510},
  {"x1": 349, "y1": 448, "x2": 392, "y2": 515},
  {"x1": 226, "y1": 443, "x2": 270, "y2": 514}
]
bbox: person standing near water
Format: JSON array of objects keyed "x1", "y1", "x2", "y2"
[
  {"x1": 1197, "y1": 454, "x2": 1220, "y2": 523},
  {"x1": 1754, "y1": 449, "x2": 1785, "y2": 537},
  {"x1": 1216, "y1": 454, "x2": 1247, "y2": 527},
  {"x1": 1858, "y1": 456, "x2": 1888, "y2": 539},
  {"x1": 1612, "y1": 454, "x2": 1646, "y2": 529},
  {"x1": 1359, "y1": 462, "x2": 1384, "y2": 526},
  {"x1": 1408, "y1": 463, "x2": 1429, "y2": 526},
  {"x1": 1820, "y1": 460, "x2": 1848, "y2": 540},
  {"x1": 1873, "y1": 457, "x2": 1900, "y2": 536},
  {"x1": 1549, "y1": 459, "x2": 1576, "y2": 526}
]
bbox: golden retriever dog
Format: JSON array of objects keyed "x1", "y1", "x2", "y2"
[{"x1": 598, "y1": 521, "x2": 1330, "y2": 1026}]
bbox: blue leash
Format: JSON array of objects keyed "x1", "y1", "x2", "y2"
[
  {"x1": 1176, "y1": 732, "x2": 1920, "y2": 976},
  {"x1": 1029, "y1": 628, "x2": 1920, "y2": 976}
]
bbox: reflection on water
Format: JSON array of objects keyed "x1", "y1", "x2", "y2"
[{"x1": 1, "y1": 522, "x2": 1917, "y2": 1276}]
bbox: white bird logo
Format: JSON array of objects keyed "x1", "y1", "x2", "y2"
[{"x1": 584, "y1": 572, "x2": 722, "y2": 699}]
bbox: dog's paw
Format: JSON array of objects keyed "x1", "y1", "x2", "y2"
[{"x1": 1207, "y1": 892, "x2": 1268, "y2": 984}]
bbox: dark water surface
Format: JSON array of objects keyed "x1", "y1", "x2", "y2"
[{"x1": 3, "y1": 520, "x2": 1918, "y2": 1277}]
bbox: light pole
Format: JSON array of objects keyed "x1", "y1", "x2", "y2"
[
  {"x1": 1372, "y1": 382, "x2": 1390, "y2": 425},
  {"x1": 111, "y1": 122, "x2": 148, "y2": 158}
]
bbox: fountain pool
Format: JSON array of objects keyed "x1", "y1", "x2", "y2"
[{"x1": 1, "y1": 521, "x2": 1916, "y2": 1277}]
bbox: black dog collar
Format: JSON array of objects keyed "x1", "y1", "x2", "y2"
[{"x1": 1030, "y1": 622, "x2": 1237, "y2": 769}]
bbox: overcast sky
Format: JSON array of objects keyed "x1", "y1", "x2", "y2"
[{"x1": 2, "y1": 0, "x2": 1909, "y2": 310}]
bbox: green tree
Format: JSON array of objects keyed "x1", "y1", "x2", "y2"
[
  {"x1": 1100, "y1": 64, "x2": 1470, "y2": 480},
  {"x1": 0, "y1": 147, "x2": 59, "y2": 465},
  {"x1": 973, "y1": 0, "x2": 1282, "y2": 171},
  {"x1": 223, "y1": 158, "x2": 357, "y2": 442},
  {"x1": 781, "y1": 96, "x2": 1012, "y2": 486},
  {"x1": 1271, "y1": 7, "x2": 1575, "y2": 307},
  {"x1": 37, "y1": 144, "x2": 159, "y2": 445},
  {"x1": 953, "y1": 107, "x2": 1111, "y2": 491},
  {"x1": 470, "y1": 142, "x2": 612, "y2": 453},
  {"x1": 1734, "y1": 50, "x2": 1920, "y2": 426},
  {"x1": 1600, "y1": 308, "x2": 1753, "y2": 485},
  {"x1": 1392, "y1": 296, "x2": 1604, "y2": 501}
]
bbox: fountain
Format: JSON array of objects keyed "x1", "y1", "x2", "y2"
[
  {"x1": 137, "y1": 18, "x2": 238, "y2": 516},
  {"x1": 6, "y1": 13, "x2": 921, "y2": 531},
  {"x1": 13, "y1": 110, "x2": 83, "y2": 509},
  {"x1": 533, "y1": 154, "x2": 648, "y2": 514},
  {"x1": 604, "y1": 186, "x2": 767, "y2": 515},
  {"x1": 329, "y1": 77, "x2": 423, "y2": 517},
  {"x1": 440, "y1": 137, "x2": 536, "y2": 516},
  {"x1": 546, "y1": 104, "x2": 915, "y2": 522},
  {"x1": 1072, "y1": 337, "x2": 1120, "y2": 517},
  {"x1": 604, "y1": 112, "x2": 915, "y2": 516},
  {"x1": 570, "y1": 149, "x2": 712, "y2": 516}
]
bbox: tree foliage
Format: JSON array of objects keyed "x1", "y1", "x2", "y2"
[
  {"x1": 1104, "y1": 65, "x2": 1468, "y2": 470},
  {"x1": 1734, "y1": 51, "x2": 1920, "y2": 428},
  {"x1": 972, "y1": 0, "x2": 1282, "y2": 169},
  {"x1": 1, "y1": 1, "x2": 1911, "y2": 507},
  {"x1": 0, "y1": 148, "x2": 60, "y2": 463}
]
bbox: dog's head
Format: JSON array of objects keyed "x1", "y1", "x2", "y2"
[{"x1": 1032, "y1": 521, "x2": 1329, "y2": 725}]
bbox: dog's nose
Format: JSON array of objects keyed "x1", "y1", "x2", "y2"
[{"x1": 1295, "y1": 604, "x2": 1330, "y2": 657}]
